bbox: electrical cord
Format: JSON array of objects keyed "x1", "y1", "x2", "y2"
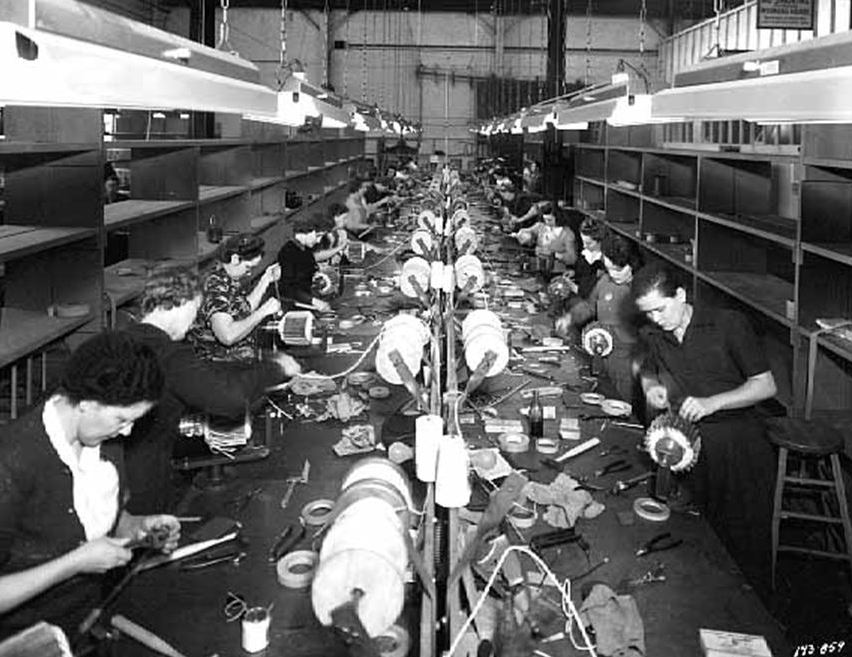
[{"x1": 447, "y1": 544, "x2": 598, "y2": 657}]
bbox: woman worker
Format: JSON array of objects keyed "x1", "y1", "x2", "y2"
[
  {"x1": 122, "y1": 266, "x2": 302, "y2": 513},
  {"x1": 0, "y1": 332, "x2": 178, "y2": 638},
  {"x1": 188, "y1": 233, "x2": 281, "y2": 363},
  {"x1": 511, "y1": 202, "x2": 577, "y2": 275},
  {"x1": 555, "y1": 232, "x2": 643, "y2": 403},
  {"x1": 277, "y1": 214, "x2": 349, "y2": 312},
  {"x1": 632, "y1": 262, "x2": 777, "y2": 595}
]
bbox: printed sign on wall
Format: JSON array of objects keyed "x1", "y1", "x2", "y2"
[{"x1": 757, "y1": 0, "x2": 815, "y2": 30}]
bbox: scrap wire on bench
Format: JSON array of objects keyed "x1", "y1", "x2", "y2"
[
  {"x1": 267, "y1": 331, "x2": 385, "y2": 394},
  {"x1": 447, "y1": 545, "x2": 597, "y2": 657},
  {"x1": 363, "y1": 240, "x2": 408, "y2": 270}
]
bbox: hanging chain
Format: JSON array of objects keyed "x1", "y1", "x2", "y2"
[
  {"x1": 322, "y1": 0, "x2": 330, "y2": 86},
  {"x1": 639, "y1": 0, "x2": 647, "y2": 58},
  {"x1": 361, "y1": 0, "x2": 368, "y2": 101},
  {"x1": 584, "y1": 0, "x2": 593, "y2": 86},
  {"x1": 379, "y1": 0, "x2": 388, "y2": 110},
  {"x1": 713, "y1": 0, "x2": 723, "y2": 56},
  {"x1": 276, "y1": 0, "x2": 288, "y2": 88},
  {"x1": 343, "y1": 0, "x2": 351, "y2": 96},
  {"x1": 217, "y1": 0, "x2": 237, "y2": 55},
  {"x1": 540, "y1": 0, "x2": 548, "y2": 100}
]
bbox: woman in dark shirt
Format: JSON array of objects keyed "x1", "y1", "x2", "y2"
[
  {"x1": 277, "y1": 214, "x2": 348, "y2": 311},
  {"x1": 0, "y1": 332, "x2": 179, "y2": 638},
  {"x1": 122, "y1": 267, "x2": 301, "y2": 513},
  {"x1": 633, "y1": 263, "x2": 778, "y2": 595}
]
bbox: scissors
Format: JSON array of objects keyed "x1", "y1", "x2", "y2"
[{"x1": 635, "y1": 532, "x2": 683, "y2": 557}]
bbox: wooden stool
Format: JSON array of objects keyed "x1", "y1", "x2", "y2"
[{"x1": 766, "y1": 418, "x2": 852, "y2": 589}]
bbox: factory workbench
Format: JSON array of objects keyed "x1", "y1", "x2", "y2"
[{"x1": 108, "y1": 204, "x2": 789, "y2": 657}]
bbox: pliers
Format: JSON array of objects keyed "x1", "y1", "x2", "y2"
[
  {"x1": 635, "y1": 532, "x2": 683, "y2": 557},
  {"x1": 577, "y1": 459, "x2": 631, "y2": 483},
  {"x1": 268, "y1": 520, "x2": 306, "y2": 563}
]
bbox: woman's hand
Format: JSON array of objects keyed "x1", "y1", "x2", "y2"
[
  {"x1": 645, "y1": 384, "x2": 670, "y2": 410},
  {"x1": 72, "y1": 537, "x2": 133, "y2": 573},
  {"x1": 262, "y1": 264, "x2": 282, "y2": 287},
  {"x1": 679, "y1": 396, "x2": 718, "y2": 422},
  {"x1": 554, "y1": 314, "x2": 572, "y2": 336},
  {"x1": 272, "y1": 352, "x2": 302, "y2": 378},
  {"x1": 138, "y1": 515, "x2": 181, "y2": 553}
]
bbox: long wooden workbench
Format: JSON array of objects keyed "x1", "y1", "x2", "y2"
[{"x1": 108, "y1": 191, "x2": 789, "y2": 657}]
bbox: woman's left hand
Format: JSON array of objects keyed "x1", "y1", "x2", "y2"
[
  {"x1": 679, "y1": 396, "x2": 718, "y2": 423},
  {"x1": 139, "y1": 515, "x2": 181, "y2": 553}
]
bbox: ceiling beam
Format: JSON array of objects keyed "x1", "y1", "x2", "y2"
[{"x1": 158, "y1": 0, "x2": 710, "y2": 19}]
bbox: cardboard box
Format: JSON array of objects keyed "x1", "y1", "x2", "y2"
[{"x1": 699, "y1": 629, "x2": 772, "y2": 657}]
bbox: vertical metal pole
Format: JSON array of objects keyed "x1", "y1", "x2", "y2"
[
  {"x1": 10, "y1": 364, "x2": 17, "y2": 420},
  {"x1": 546, "y1": 0, "x2": 566, "y2": 98}
]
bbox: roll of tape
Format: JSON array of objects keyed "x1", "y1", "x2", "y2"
[
  {"x1": 375, "y1": 624, "x2": 411, "y2": 657},
  {"x1": 507, "y1": 506, "x2": 536, "y2": 529},
  {"x1": 498, "y1": 432, "x2": 530, "y2": 454},
  {"x1": 301, "y1": 499, "x2": 335, "y2": 527},
  {"x1": 276, "y1": 550, "x2": 318, "y2": 588},
  {"x1": 535, "y1": 438, "x2": 559, "y2": 454},
  {"x1": 633, "y1": 497, "x2": 671, "y2": 523}
]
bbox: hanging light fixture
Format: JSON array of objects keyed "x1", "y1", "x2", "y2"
[
  {"x1": 651, "y1": 30, "x2": 852, "y2": 124},
  {"x1": 0, "y1": 3, "x2": 277, "y2": 115},
  {"x1": 552, "y1": 73, "x2": 651, "y2": 127}
]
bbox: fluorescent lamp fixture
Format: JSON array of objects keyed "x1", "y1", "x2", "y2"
[
  {"x1": 0, "y1": 19, "x2": 277, "y2": 115},
  {"x1": 554, "y1": 120, "x2": 589, "y2": 131},
  {"x1": 553, "y1": 74, "x2": 650, "y2": 127},
  {"x1": 245, "y1": 73, "x2": 322, "y2": 126},
  {"x1": 651, "y1": 64, "x2": 852, "y2": 124}
]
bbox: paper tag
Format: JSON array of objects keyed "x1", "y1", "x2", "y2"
[
  {"x1": 484, "y1": 419, "x2": 525, "y2": 433},
  {"x1": 519, "y1": 406, "x2": 556, "y2": 419},
  {"x1": 560, "y1": 417, "x2": 580, "y2": 431},
  {"x1": 458, "y1": 413, "x2": 476, "y2": 425}
]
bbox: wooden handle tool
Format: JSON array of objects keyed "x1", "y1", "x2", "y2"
[{"x1": 110, "y1": 615, "x2": 188, "y2": 657}]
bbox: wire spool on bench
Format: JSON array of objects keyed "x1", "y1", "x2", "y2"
[
  {"x1": 410, "y1": 229, "x2": 434, "y2": 256},
  {"x1": 312, "y1": 458, "x2": 413, "y2": 638},
  {"x1": 376, "y1": 314, "x2": 429, "y2": 385},
  {"x1": 455, "y1": 255, "x2": 485, "y2": 293},
  {"x1": 461, "y1": 309, "x2": 508, "y2": 378},
  {"x1": 454, "y1": 225, "x2": 478, "y2": 255},
  {"x1": 278, "y1": 311, "x2": 315, "y2": 346},
  {"x1": 398, "y1": 257, "x2": 430, "y2": 298},
  {"x1": 417, "y1": 209, "x2": 441, "y2": 234}
]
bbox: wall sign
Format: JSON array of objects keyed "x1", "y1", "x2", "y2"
[{"x1": 757, "y1": 0, "x2": 815, "y2": 30}]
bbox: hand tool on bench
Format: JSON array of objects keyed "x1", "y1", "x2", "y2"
[
  {"x1": 635, "y1": 531, "x2": 683, "y2": 557},
  {"x1": 542, "y1": 437, "x2": 601, "y2": 471},
  {"x1": 281, "y1": 459, "x2": 310, "y2": 510}
]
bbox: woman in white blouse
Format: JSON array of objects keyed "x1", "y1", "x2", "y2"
[{"x1": 0, "y1": 332, "x2": 180, "y2": 638}]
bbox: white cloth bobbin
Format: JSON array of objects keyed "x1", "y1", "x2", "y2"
[
  {"x1": 633, "y1": 497, "x2": 671, "y2": 522},
  {"x1": 277, "y1": 550, "x2": 319, "y2": 588},
  {"x1": 241, "y1": 606, "x2": 271, "y2": 653}
]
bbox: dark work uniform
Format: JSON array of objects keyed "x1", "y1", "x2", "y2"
[
  {"x1": 277, "y1": 240, "x2": 318, "y2": 306},
  {"x1": 121, "y1": 323, "x2": 283, "y2": 513},
  {"x1": 0, "y1": 405, "x2": 124, "y2": 639},
  {"x1": 638, "y1": 306, "x2": 776, "y2": 595}
]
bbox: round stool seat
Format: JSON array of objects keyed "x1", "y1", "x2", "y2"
[{"x1": 765, "y1": 418, "x2": 843, "y2": 455}]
